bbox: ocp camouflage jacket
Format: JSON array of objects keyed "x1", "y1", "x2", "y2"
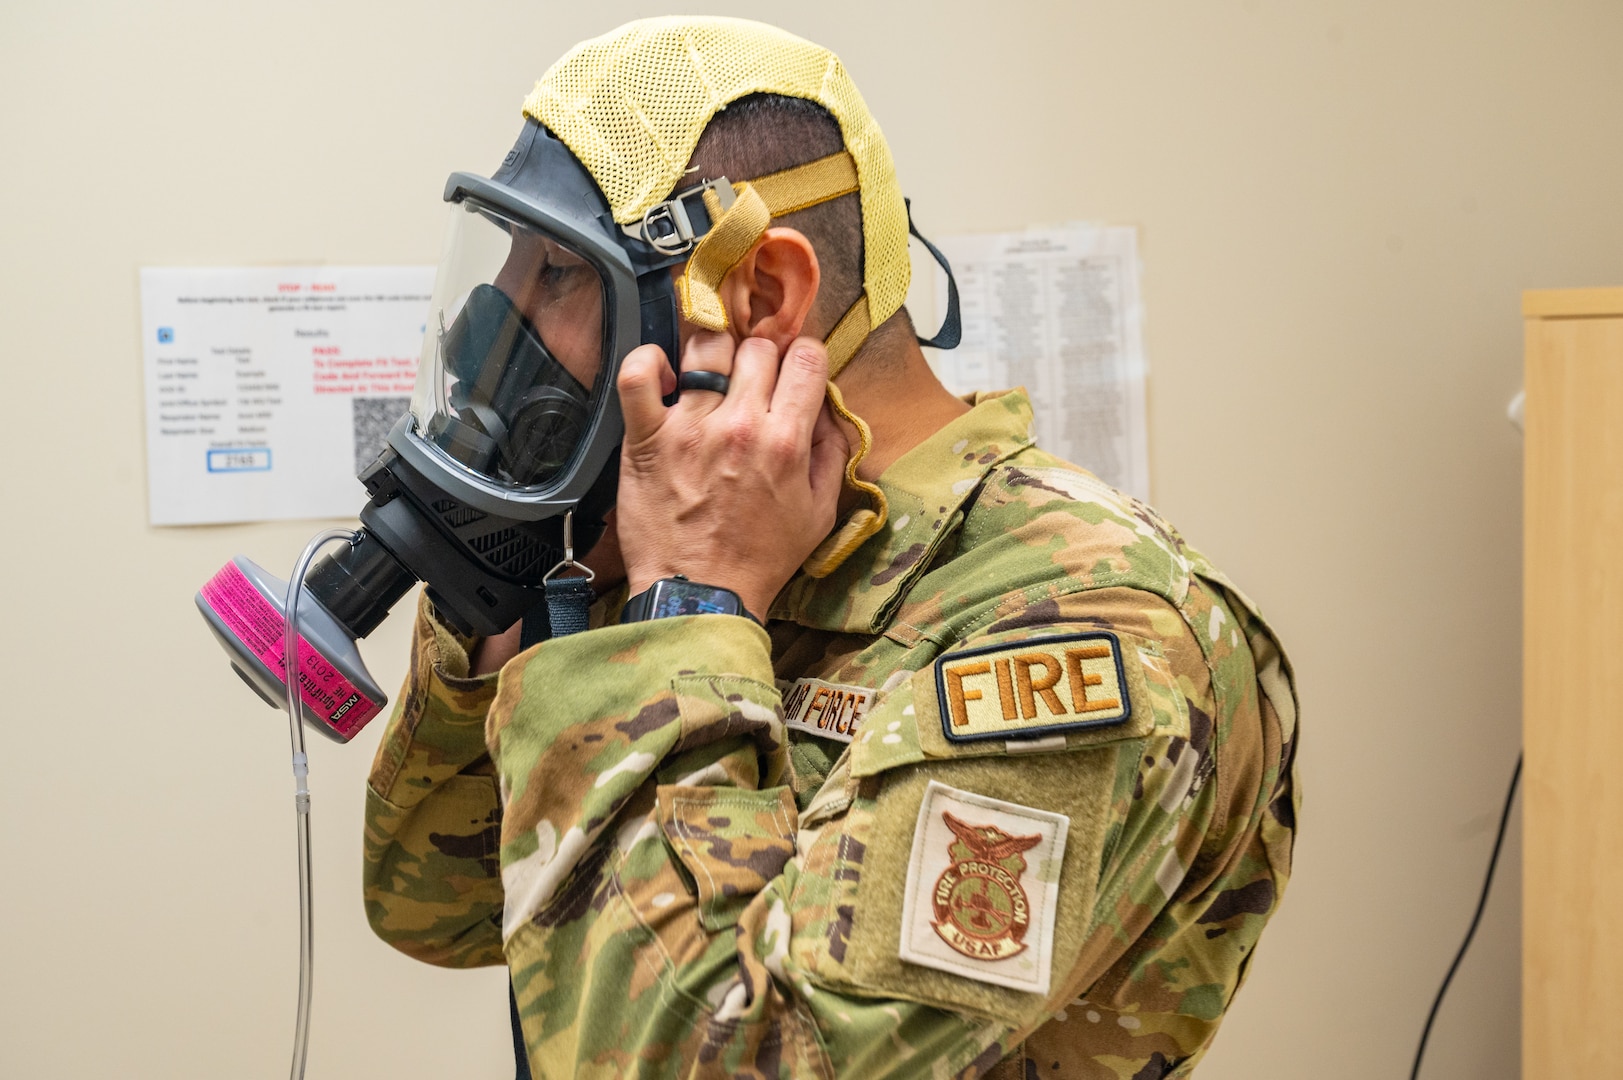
[{"x1": 363, "y1": 389, "x2": 1299, "y2": 1079}]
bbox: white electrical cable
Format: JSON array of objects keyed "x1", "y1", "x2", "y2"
[{"x1": 282, "y1": 529, "x2": 360, "y2": 1080}]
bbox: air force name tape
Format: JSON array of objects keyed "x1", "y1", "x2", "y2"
[
  {"x1": 782, "y1": 677, "x2": 873, "y2": 743},
  {"x1": 935, "y1": 631, "x2": 1131, "y2": 743}
]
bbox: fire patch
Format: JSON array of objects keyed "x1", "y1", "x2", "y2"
[
  {"x1": 934, "y1": 630, "x2": 1131, "y2": 743},
  {"x1": 899, "y1": 781, "x2": 1069, "y2": 993}
]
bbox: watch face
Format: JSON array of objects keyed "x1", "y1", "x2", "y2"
[{"x1": 651, "y1": 579, "x2": 739, "y2": 619}]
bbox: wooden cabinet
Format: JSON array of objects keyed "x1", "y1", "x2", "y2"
[{"x1": 1522, "y1": 287, "x2": 1623, "y2": 1077}]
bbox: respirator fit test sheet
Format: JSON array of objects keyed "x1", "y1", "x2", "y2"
[{"x1": 141, "y1": 266, "x2": 434, "y2": 525}]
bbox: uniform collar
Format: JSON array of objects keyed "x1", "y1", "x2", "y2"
[{"x1": 770, "y1": 389, "x2": 1035, "y2": 634}]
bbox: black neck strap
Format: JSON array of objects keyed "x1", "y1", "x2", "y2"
[{"x1": 906, "y1": 197, "x2": 962, "y2": 351}]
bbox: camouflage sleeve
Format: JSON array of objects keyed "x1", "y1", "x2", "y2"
[
  {"x1": 488, "y1": 598, "x2": 1239, "y2": 1078},
  {"x1": 966, "y1": 585, "x2": 1291, "y2": 1076},
  {"x1": 362, "y1": 593, "x2": 505, "y2": 968}
]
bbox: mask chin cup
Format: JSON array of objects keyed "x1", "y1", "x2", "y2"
[{"x1": 435, "y1": 283, "x2": 593, "y2": 486}]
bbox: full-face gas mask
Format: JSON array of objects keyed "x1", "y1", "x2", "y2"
[
  {"x1": 196, "y1": 120, "x2": 726, "y2": 737},
  {"x1": 197, "y1": 9, "x2": 977, "y2": 746}
]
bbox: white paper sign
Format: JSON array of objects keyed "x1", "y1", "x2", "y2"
[
  {"x1": 930, "y1": 225, "x2": 1149, "y2": 499},
  {"x1": 141, "y1": 266, "x2": 434, "y2": 525}
]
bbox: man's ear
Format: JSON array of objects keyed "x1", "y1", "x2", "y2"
[{"x1": 718, "y1": 226, "x2": 820, "y2": 349}]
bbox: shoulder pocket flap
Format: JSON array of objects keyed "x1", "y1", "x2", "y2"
[{"x1": 655, "y1": 784, "x2": 798, "y2": 932}]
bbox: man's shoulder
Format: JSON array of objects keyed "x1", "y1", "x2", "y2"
[
  {"x1": 949, "y1": 445, "x2": 1208, "y2": 610},
  {"x1": 933, "y1": 445, "x2": 1297, "y2": 752}
]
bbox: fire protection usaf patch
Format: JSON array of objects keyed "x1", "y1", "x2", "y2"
[
  {"x1": 935, "y1": 630, "x2": 1131, "y2": 743},
  {"x1": 932, "y1": 813, "x2": 1041, "y2": 960},
  {"x1": 899, "y1": 781, "x2": 1070, "y2": 993}
]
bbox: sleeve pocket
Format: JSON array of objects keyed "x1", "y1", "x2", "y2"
[{"x1": 656, "y1": 784, "x2": 799, "y2": 932}]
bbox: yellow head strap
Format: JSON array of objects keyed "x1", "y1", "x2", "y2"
[
  {"x1": 674, "y1": 151, "x2": 860, "y2": 334},
  {"x1": 525, "y1": 18, "x2": 907, "y2": 576}
]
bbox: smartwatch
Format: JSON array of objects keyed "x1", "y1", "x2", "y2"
[{"x1": 620, "y1": 575, "x2": 761, "y2": 625}]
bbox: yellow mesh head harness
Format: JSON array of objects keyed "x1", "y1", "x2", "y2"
[{"x1": 523, "y1": 16, "x2": 909, "y2": 577}]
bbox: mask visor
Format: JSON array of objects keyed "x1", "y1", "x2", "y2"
[{"x1": 411, "y1": 198, "x2": 611, "y2": 490}]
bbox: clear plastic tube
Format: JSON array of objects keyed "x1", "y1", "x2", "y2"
[{"x1": 283, "y1": 529, "x2": 360, "y2": 1080}]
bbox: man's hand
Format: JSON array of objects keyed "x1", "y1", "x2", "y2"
[{"x1": 614, "y1": 331, "x2": 849, "y2": 621}]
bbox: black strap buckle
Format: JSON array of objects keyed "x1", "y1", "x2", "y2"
[{"x1": 622, "y1": 177, "x2": 737, "y2": 255}]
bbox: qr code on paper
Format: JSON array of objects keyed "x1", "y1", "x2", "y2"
[{"x1": 352, "y1": 397, "x2": 411, "y2": 475}]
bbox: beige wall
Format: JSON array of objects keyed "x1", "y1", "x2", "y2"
[{"x1": 3, "y1": 1, "x2": 1619, "y2": 1076}]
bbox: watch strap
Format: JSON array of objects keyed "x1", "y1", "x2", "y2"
[{"x1": 621, "y1": 578, "x2": 760, "y2": 625}]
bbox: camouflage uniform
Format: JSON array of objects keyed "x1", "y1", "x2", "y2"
[{"x1": 364, "y1": 389, "x2": 1299, "y2": 1078}]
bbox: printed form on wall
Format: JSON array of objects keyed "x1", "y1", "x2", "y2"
[
  {"x1": 142, "y1": 266, "x2": 433, "y2": 525},
  {"x1": 930, "y1": 225, "x2": 1148, "y2": 499}
]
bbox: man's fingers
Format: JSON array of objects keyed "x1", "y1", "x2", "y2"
[
  {"x1": 676, "y1": 331, "x2": 736, "y2": 417},
  {"x1": 770, "y1": 336, "x2": 832, "y2": 442},
  {"x1": 617, "y1": 344, "x2": 673, "y2": 442},
  {"x1": 808, "y1": 402, "x2": 850, "y2": 516},
  {"x1": 723, "y1": 336, "x2": 778, "y2": 412}
]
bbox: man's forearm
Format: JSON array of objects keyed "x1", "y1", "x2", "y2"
[{"x1": 362, "y1": 593, "x2": 505, "y2": 967}]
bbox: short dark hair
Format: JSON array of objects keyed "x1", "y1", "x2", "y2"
[{"x1": 683, "y1": 94, "x2": 864, "y2": 332}]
